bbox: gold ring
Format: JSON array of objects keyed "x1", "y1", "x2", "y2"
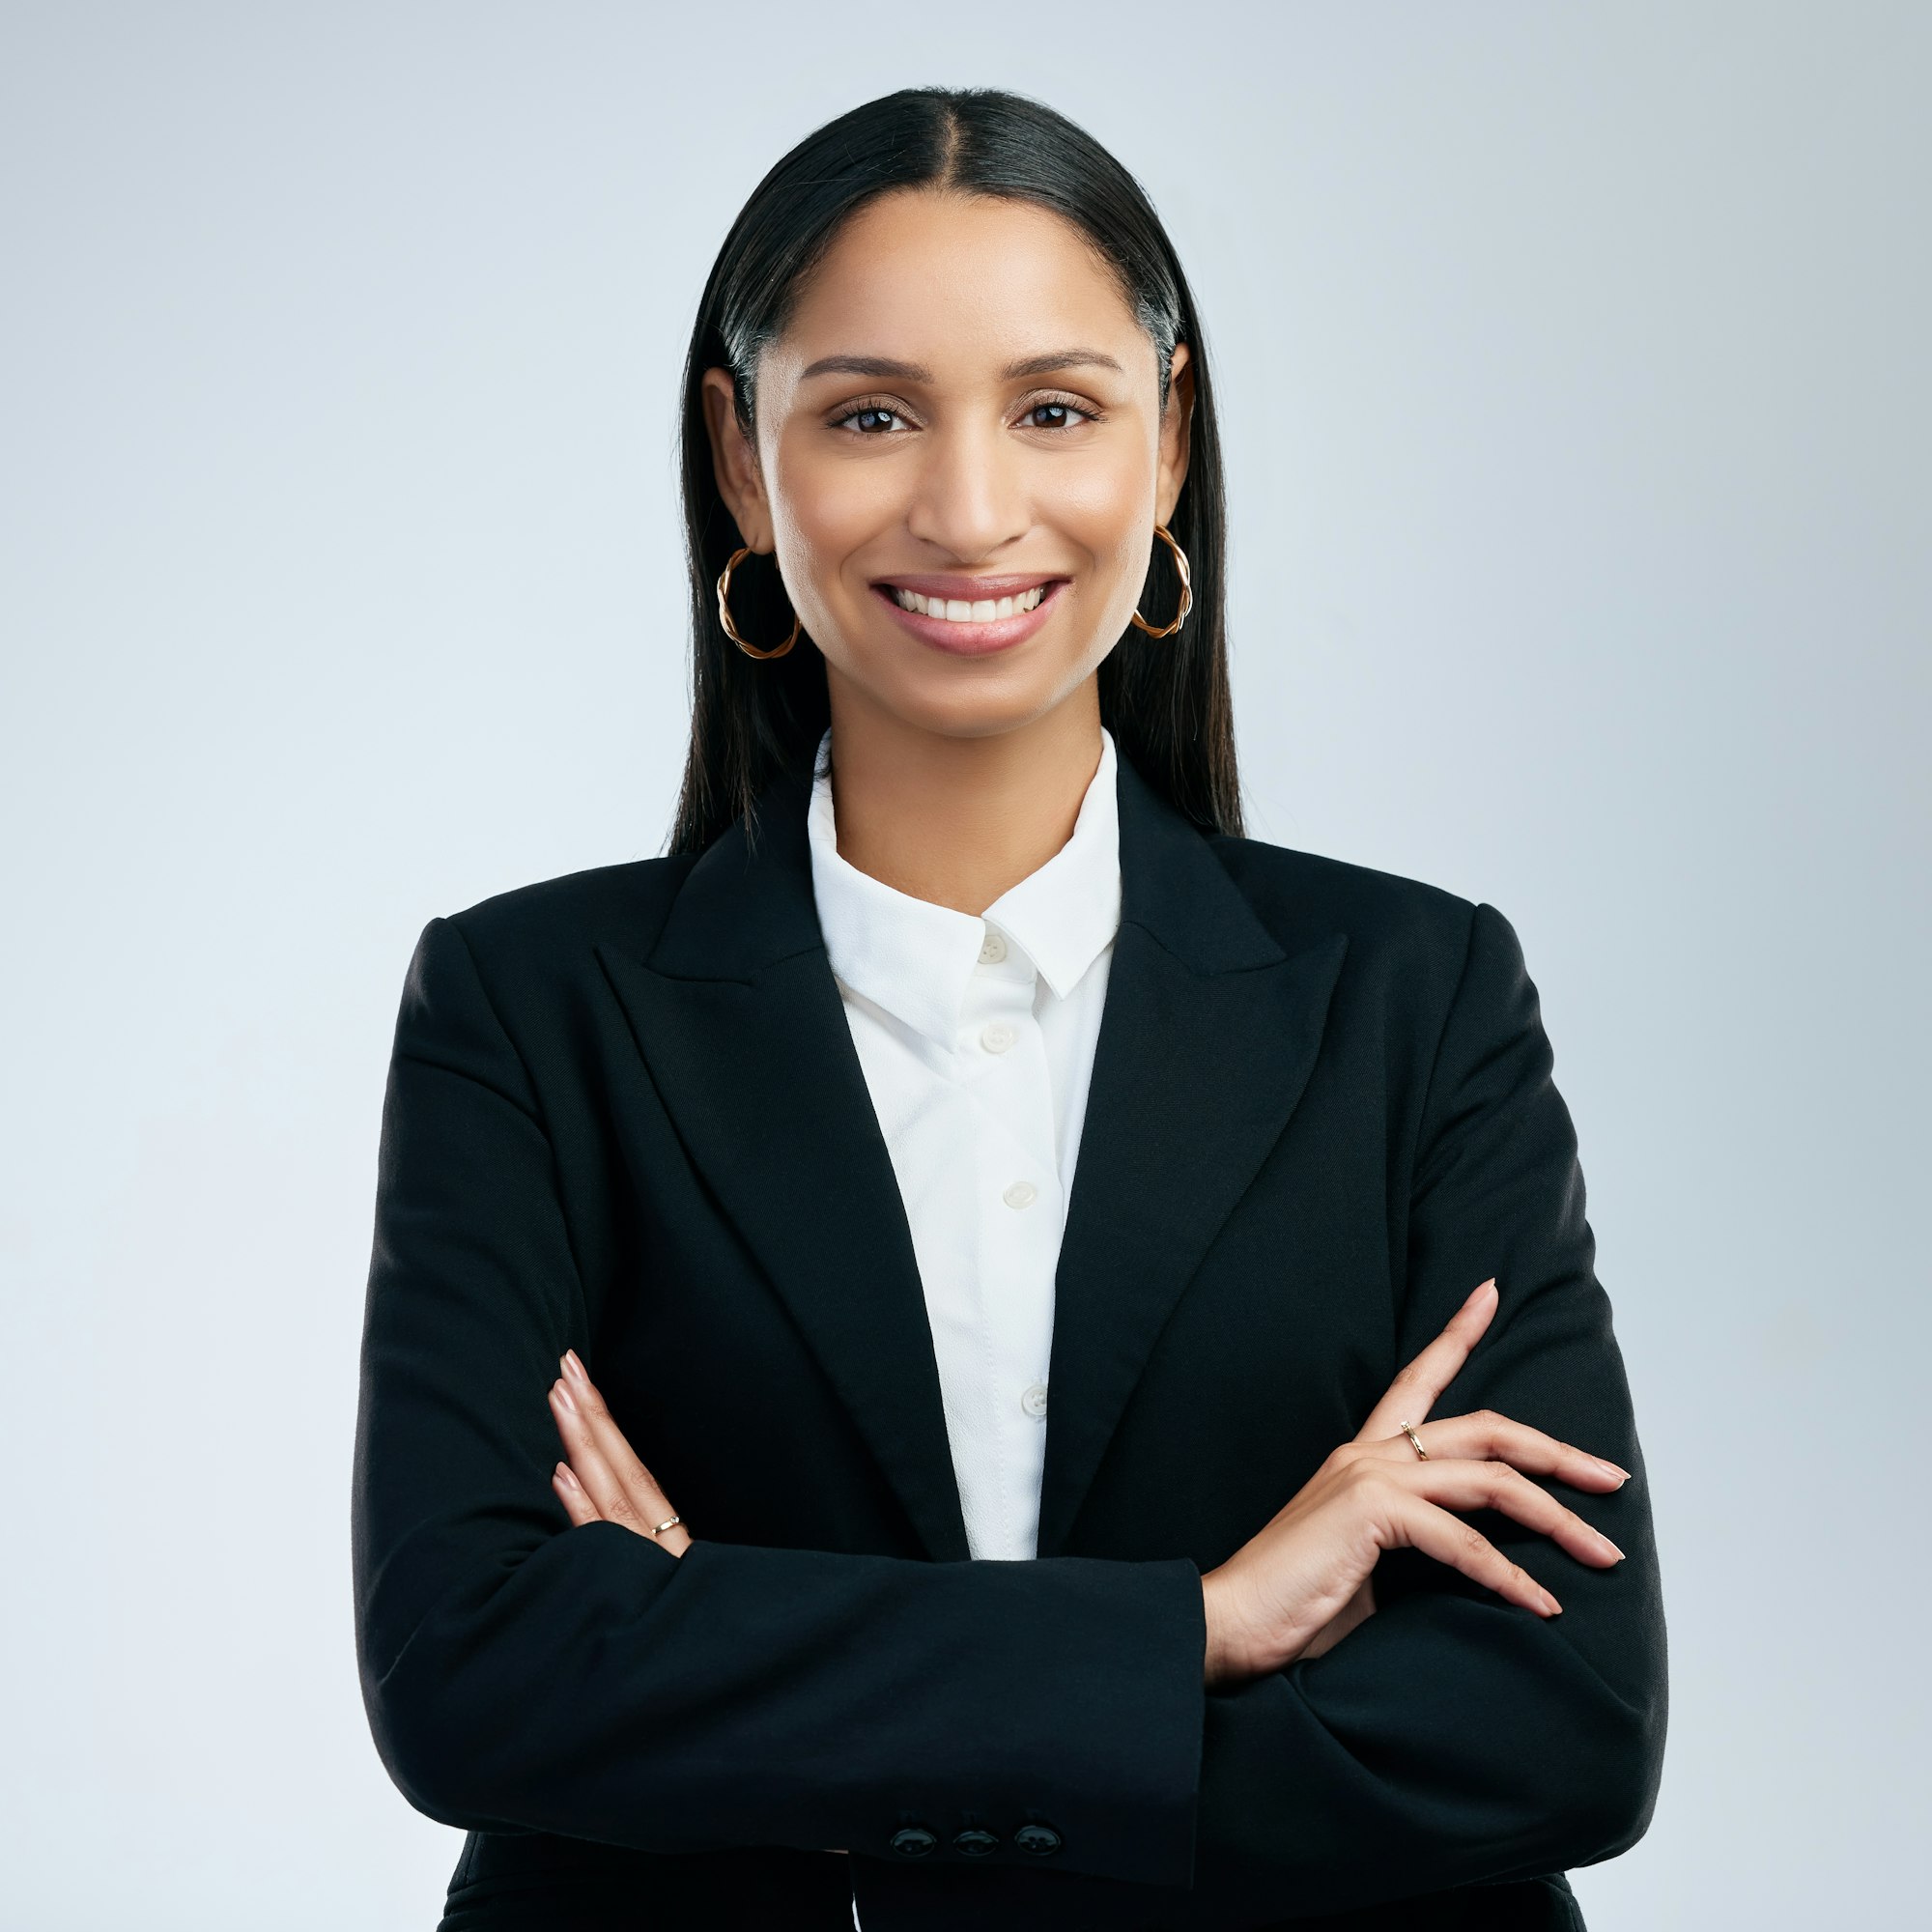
[
  {"x1": 650, "y1": 1514, "x2": 682, "y2": 1536},
  {"x1": 1398, "y1": 1421, "x2": 1429, "y2": 1461}
]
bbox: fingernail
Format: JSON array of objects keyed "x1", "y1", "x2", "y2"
[
  {"x1": 552, "y1": 1378, "x2": 577, "y2": 1413},
  {"x1": 1593, "y1": 1458, "x2": 1632, "y2": 1483},
  {"x1": 554, "y1": 1461, "x2": 581, "y2": 1491},
  {"x1": 1465, "y1": 1277, "x2": 1497, "y2": 1305},
  {"x1": 1599, "y1": 1533, "x2": 1627, "y2": 1562},
  {"x1": 562, "y1": 1350, "x2": 589, "y2": 1385},
  {"x1": 1542, "y1": 1591, "x2": 1563, "y2": 1615}
]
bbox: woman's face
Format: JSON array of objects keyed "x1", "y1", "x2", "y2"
[{"x1": 701, "y1": 189, "x2": 1193, "y2": 744}]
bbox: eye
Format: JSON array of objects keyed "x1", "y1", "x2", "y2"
[
  {"x1": 1020, "y1": 397, "x2": 1098, "y2": 432},
  {"x1": 830, "y1": 402, "x2": 913, "y2": 436}
]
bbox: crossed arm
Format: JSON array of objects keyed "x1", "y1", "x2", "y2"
[{"x1": 352, "y1": 904, "x2": 1666, "y2": 1911}]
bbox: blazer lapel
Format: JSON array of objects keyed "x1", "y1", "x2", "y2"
[
  {"x1": 1032, "y1": 759, "x2": 1348, "y2": 1557},
  {"x1": 595, "y1": 770, "x2": 976, "y2": 1563},
  {"x1": 594, "y1": 748, "x2": 1348, "y2": 1569}
]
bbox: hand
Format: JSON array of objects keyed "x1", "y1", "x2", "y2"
[
  {"x1": 1296, "y1": 1574, "x2": 1378, "y2": 1662},
  {"x1": 1200, "y1": 1276, "x2": 1631, "y2": 1688},
  {"x1": 548, "y1": 1350, "x2": 695, "y2": 1557}
]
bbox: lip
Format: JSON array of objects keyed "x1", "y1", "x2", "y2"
[
  {"x1": 871, "y1": 578, "x2": 1068, "y2": 657},
  {"x1": 872, "y1": 571, "x2": 1067, "y2": 600}
]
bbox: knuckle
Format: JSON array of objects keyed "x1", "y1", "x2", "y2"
[
  {"x1": 1460, "y1": 1522, "x2": 1492, "y2": 1557},
  {"x1": 1484, "y1": 1459, "x2": 1520, "y2": 1495}
]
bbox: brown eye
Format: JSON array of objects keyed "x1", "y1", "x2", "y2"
[
  {"x1": 833, "y1": 404, "x2": 909, "y2": 435},
  {"x1": 1025, "y1": 402, "x2": 1092, "y2": 431}
]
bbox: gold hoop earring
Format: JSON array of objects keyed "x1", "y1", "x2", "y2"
[
  {"x1": 716, "y1": 545, "x2": 802, "y2": 660},
  {"x1": 1129, "y1": 522, "x2": 1193, "y2": 638}
]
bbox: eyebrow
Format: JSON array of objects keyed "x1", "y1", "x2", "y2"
[{"x1": 797, "y1": 348, "x2": 1126, "y2": 383}]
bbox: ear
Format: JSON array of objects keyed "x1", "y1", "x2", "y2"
[
  {"x1": 1153, "y1": 341, "x2": 1195, "y2": 528},
  {"x1": 699, "y1": 367, "x2": 774, "y2": 552}
]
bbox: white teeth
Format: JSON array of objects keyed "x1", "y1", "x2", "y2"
[{"x1": 892, "y1": 584, "x2": 1048, "y2": 622}]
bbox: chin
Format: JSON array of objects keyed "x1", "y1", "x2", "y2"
[
  {"x1": 828, "y1": 629, "x2": 1112, "y2": 741},
  {"x1": 856, "y1": 661, "x2": 1094, "y2": 740}
]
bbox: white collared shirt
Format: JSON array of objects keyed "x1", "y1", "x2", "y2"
[{"x1": 806, "y1": 724, "x2": 1122, "y2": 1564}]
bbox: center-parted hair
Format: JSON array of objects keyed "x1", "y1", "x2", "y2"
[{"x1": 668, "y1": 85, "x2": 1239, "y2": 857}]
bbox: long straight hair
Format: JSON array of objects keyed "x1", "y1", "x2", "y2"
[{"x1": 667, "y1": 86, "x2": 1241, "y2": 857}]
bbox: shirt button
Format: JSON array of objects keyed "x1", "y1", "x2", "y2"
[
  {"x1": 953, "y1": 1827, "x2": 1001, "y2": 1858},
  {"x1": 890, "y1": 1825, "x2": 938, "y2": 1859},
  {"x1": 978, "y1": 928, "x2": 1009, "y2": 964},
  {"x1": 1021, "y1": 1381, "x2": 1049, "y2": 1417},
  {"x1": 1014, "y1": 1823, "x2": 1063, "y2": 1858},
  {"x1": 980, "y1": 1021, "x2": 1017, "y2": 1054},
  {"x1": 1002, "y1": 1179, "x2": 1037, "y2": 1209}
]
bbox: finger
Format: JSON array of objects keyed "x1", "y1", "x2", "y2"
[
  {"x1": 1380, "y1": 1455, "x2": 1626, "y2": 1574},
  {"x1": 549, "y1": 1379, "x2": 666, "y2": 1541},
  {"x1": 1359, "y1": 1407, "x2": 1631, "y2": 1492},
  {"x1": 551, "y1": 1373, "x2": 693, "y2": 1557},
  {"x1": 552, "y1": 1459, "x2": 601, "y2": 1528},
  {"x1": 549, "y1": 1379, "x2": 636, "y2": 1523},
  {"x1": 1355, "y1": 1277, "x2": 1497, "y2": 1443},
  {"x1": 556, "y1": 1365, "x2": 695, "y2": 1556},
  {"x1": 1387, "y1": 1487, "x2": 1564, "y2": 1617}
]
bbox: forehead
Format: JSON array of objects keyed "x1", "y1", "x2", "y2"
[{"x1": 769, "y1": 189, "x2": 1151, "y2": 386}]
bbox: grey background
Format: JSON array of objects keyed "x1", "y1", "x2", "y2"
[{"x1": 3, "y1": 3, "x2": 1923, "y2": 1925}]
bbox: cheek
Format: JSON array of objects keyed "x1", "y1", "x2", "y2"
[
  {"x1": 1048, "y1": 455, "x2": 1157, "y2": 576},
  {"x1": 767, "y1": 441, "x2": 893, "y2": 602}
]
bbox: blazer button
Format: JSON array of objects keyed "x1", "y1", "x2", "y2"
[
  {"x1": 953, "y1": 1828, "x2": 1001, "y2": 1858},
  {"x1": 890, "y1": 1826, "x2": 938, "y2": 1859},
  {"x1": 1013, "y1": 1823, "x2": 1063, "y2": 1858}
]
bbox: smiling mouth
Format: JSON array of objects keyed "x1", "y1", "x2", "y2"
[{"x1": 883, "y1": 582, "x2": 1058, "y2": 625}]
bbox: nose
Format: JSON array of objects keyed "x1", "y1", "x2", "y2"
[{"x1": 901, "y1": 415, "x2": 1030, "y2": 561}]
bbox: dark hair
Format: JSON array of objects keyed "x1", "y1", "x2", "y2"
[{"x1": 668, "y1": 85, "x2": 1241, "y2": 856}]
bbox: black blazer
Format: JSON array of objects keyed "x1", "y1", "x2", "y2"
[{"x1": 352, "y1": 746, "x2": 1667, "y2": 1932}]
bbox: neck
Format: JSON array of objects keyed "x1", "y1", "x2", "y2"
[{"x1": 822, "y1": 674, "x2": 1105, "y2": 917}]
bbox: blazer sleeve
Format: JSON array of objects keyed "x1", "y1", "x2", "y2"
[
  {"x1": 1183, "y1": 898, "x2": 1670, "y2": 1916},
  {"x1": 350, "y1": 914, "x2": 1210, "y2": 1887}
]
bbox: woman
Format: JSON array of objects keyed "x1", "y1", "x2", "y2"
[{"x1": 352, "y1": 86, "x2": 1666, "y2": 1932}]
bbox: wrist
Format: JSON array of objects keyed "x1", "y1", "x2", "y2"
[{"x1": 1200, "y1": 1569, "x2": 1253, "y2": 1690}]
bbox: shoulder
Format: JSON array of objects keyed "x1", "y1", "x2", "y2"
[
  {"x1": 1208, "y1": 831, "x2": 1478, "y2": 961},
  {"x1": 1206, "y1": 831, "x2": 1543, "y2": 1042},
  {"x1": 1199, "y1": 830, "x2": 1544, "y2": 1049},
  {"x1": 424, "y1": 853, "x2": 699, "y2": 1002}
]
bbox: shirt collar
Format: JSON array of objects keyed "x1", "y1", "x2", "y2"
[{"x1": 806, "y1": 726, "x2": 1123, "y2": 1051}]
